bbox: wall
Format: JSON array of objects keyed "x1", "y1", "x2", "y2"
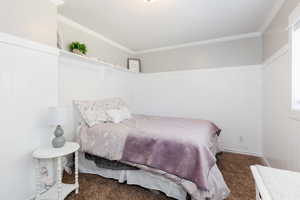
[
  {"x1": 263, "y1": 0, "x2": 300, "y2": 60},
  {"x1": 0, "y1": 33, "x2": 58, "y2": 200},
  {"x1": 262, "y1": 0, "x2": 300, "y2": 170},
  {"x1": 58, "y1": 21, "x2": 132, "y2": 68},
  {"x1": 133, "y1": 66, "x2": 263, "y2": 155},
  {"x1": 137, "y1": 37, "x2": 262, "y2": 73},
  {"x1": 262, "y1": 48, "x2": 300, "y2": 170},
  {"x1": 0, "y1": 0, "x2": 57, "y2": 47},
  {"x1": 58, "y1": 52, "x2": 136, "y2": 140},
  {"x1": 0, "y1": 31, "x2": 136, "y2": 200},
  {"x1": 0, "y1": 1, "x2": 58, "y2": 199},
  {"x1": 58, "y1": 52, "x2": 263, "y2": 155}
]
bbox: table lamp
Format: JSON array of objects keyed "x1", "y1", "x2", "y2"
[{"x1": 49, "y1": 107, "x2": 67, "y2": 148}]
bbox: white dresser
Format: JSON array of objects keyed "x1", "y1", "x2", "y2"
[{"x1": 251, "y1": 165, "x2": 300, "y2": 200}]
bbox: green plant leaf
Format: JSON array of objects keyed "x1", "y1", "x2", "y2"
[{"x1": 69, "y1": 42, "x2": 87, "y2": 54}]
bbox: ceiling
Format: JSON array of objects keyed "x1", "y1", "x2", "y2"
[{"x1": 59, "y1": 0, "x2": 279, "y2": 52}]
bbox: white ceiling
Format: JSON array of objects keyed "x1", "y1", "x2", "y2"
[{"x1": 59, "y1": 0, "x2": 279, "y2": 52}]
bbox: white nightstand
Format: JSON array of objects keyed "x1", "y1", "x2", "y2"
[
  {"x1": 33, "y1": 142, "x2": 80, "y2": 200},
  {"x1": 251, "y1": 165, "x2": 300, "y2": 200}
]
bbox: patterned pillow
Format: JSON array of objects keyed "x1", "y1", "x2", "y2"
[{"x1": 74, "y1": 98, "x2": 128, "y2": 127}]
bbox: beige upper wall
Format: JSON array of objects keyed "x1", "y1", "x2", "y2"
[
  {"x1": 138, "y1": 37, "x2": 262, "y2": 73},
  {"x1": 0, "y1": 0, "x2": 57, "y2": 47},
  {"x1": 58, "y1": 22, "x2": 131, "y2": 68},
  {"x1": 263, "y1": 0, "x2": 300, "y2": 60}
]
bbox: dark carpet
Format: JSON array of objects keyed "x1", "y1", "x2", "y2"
[{"x1": 64, "y1": 152, "x2": 265, "y2": 200}]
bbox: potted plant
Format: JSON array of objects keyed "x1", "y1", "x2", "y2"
[{"x1": 69, "y1": 42, "x2": 87, "y2": 56}]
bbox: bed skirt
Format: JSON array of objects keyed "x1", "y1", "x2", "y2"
[{"x1": 78, "y1": 152, "x2": 229, "y2": 200}]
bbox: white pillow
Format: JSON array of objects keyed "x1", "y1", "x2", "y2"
[{"x1": 106, "y1": 107, "x2": 132, "y2": 123}]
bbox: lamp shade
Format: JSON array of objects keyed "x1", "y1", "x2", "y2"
[{"x1": 48, "y1": 107, "x2": 67, "y2": 126}]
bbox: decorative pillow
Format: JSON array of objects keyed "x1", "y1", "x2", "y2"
[
  {"x1": 106, "y1": 107, "x2": 132, "y2": 123},
  {"x1": 74, "y1": 100, "x2": 107, "y2": 127},
  {"x1": 74, "y1": 98, "x2": 129, "y2": 127},
  {"x1": 98, "y1": 97, "x2": 127, "y2": 111}
]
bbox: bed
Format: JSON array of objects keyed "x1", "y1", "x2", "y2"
[{"x1": 74, "y1": 98, "x2": 230, "y2": 200}]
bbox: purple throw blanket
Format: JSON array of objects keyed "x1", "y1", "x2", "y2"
[{"x1": 121, "y1": 116, "x2": 221, "y2": 190}]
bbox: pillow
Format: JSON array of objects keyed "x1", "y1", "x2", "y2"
[
  {"x1": 106, "y1": 107, "x2": 132, "y2": 123},
  {"x1": 98, "y1": 97, "x2": 127, "y2": 110},
  {"x1": 74, "y1": 100, "x2": 107, "y2": 127},
  {"x1": 74, "y1": 98, "x2": 129, "y2": 127}
]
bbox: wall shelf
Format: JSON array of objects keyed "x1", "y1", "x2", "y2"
[{"x1": 59, "y1": 50, "x2": 138, "y2": 74}]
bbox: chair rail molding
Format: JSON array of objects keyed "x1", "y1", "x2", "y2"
[
  {"x1": 0, "y1": 32, "x2": 59, "y2": 56},
  {"x1": 263, "y1": 44, "x2": 289, "y2": 67}
]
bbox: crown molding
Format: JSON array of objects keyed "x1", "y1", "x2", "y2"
[
  {"x1": 0, "y1": 32, "x2": 59, "y2": 56},
  {"x1": 259, "y1": 0, "x2": 286, "y2": 33},
  {"x1": 57, "y1": 1, "x2": 286, "y2": 54},
  {"x1": 57, "y1": 15, "x2": 135, "y2": 54},
  {"x1": 50, "y1": 0, "x2": 64, "y2": 6},
  {"x1": 58, "y1": 15, "x2": 262, "y2": 55},
  {"x1": 134, "y1": 32, "x2": 261, "y2": 54}
]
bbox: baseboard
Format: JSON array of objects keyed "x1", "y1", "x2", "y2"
[
  {"x1": 262, "y1": 157, "x2": 271, "y2": 167},
  {"x1": 221, "y1": 146, "x2": 263, "y2": 157},
  {"x1": 220, "y1": 146, "x2": 273, "y2": 167}
]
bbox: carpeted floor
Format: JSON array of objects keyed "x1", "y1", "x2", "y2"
[{"x1": 64, "y1": 152, "x2": 265, "y2": 200}]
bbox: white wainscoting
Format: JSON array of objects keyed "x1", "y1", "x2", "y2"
[
  {"x1": 58, "y1": 51, "x2": 136, "y2": 140},
  {"x1": 262, "y1": 46, "x2": 300, "y2": 171},
  {"x1": 132, "y1": 66, "x2": 263, "y2": 156},
  {"x1": 58, "y1": 55, "x2": 264, "y2": 156},
  {"x1": 0, "y1": 33, "x2": 58, "y2": 200},
  {"x1": 0, "y1": 32, "x2": 266, "y2": 200}
]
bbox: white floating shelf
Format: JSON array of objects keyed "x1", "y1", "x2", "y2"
[{"x1": 59, "y1": 50, "x2": 138, "y2": 74}]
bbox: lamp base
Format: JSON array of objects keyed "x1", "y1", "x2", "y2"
[
  {"x1": 52, "y1": 136, "x2": 66, "y2": 148},
  {"x1": 52, "y1": 125, "x2": 66, "y2": 148}
]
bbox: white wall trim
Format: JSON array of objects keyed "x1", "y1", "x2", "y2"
[
  {"x1": 142, "y1": 64, "x2": 263, "y2": 75},
  {"x1": 259, "y1": 0, "x2": 286, "y2": 33},
  {"x1": 135, "y1": 32, "x2": 262, "y2": 54},
  {"x1": 58, "y1": 15, "x2": 262, "y2": 55},
  {"x1": 57, "y1": 15, "x2": 135, "y2": 54},
  {"x1": 263, "y1": 44, "x2": 289, "y2": 67},
  {"x1": 221, "y1": 146, "x2": 263, "y2": 157},
  {"x1": 57, "y1": 0, "x2": 285, "y2": 55},
  {"x1": 289, "y1": 3, "x2": 300, "y2": 26},
  {"x1": 0, "y1": 32, "x2": 59, "y2": 56},
  {"x1": 49, "y1": 0, "x2": 64, "y2": 6},
  {"x1": 59, "y1": 50, "x2": 136, "y2": 74}
]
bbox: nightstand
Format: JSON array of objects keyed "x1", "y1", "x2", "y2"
[
  {"x1": 33, "y1": 142, "x2": 80, "y2": 200},
  {"x1": 251, "y1": 165, "x2": 300, "y2": 200}
]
